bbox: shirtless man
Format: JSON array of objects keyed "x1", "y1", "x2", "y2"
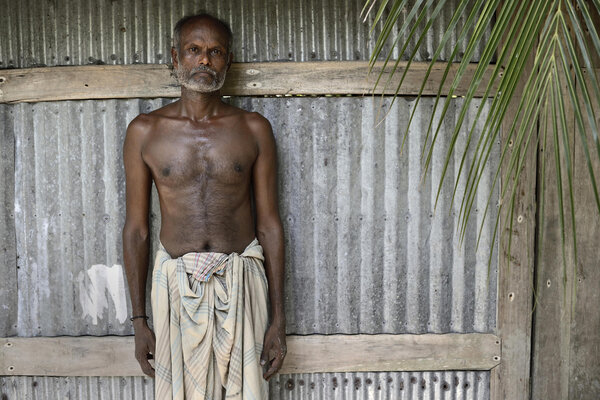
[{"x1": 122, "y1": 13, "x2": 286, "y2": 395}]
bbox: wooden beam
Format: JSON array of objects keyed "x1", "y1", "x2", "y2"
[
  {"x1": 0, "y1": 62, "x2": 500, "y2": 103},
  {"x1": 530, "y1": 29, "x2": 600, "y2": 400},
  {"x1": 490, "y1": 6, "x2": 537, "y2": 399},
  {"x1": 0, "y1": 333, "x2": 501, "y2": 377},
  {"x1": 282, "y1": 333, "x2": 501, "y2": 374}
]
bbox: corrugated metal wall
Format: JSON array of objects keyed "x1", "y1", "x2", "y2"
[
  {"x1": 0, "y1": 0, "x2": 488, "y2": 67},
  {"x1": 0, "y1": 371, "x2": 490, "y2": 399},
  {"x1": 0, "y1": 96, "x2": 498, "y2": 399},
  {"x1": 1, "y1": 96, "x2": 498, "y2": 337},
  {"x1": 0, "y1": 1, "x2": 497, "y2": 399}
]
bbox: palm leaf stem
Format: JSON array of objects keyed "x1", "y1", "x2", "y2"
[
  {"x1": 454, "y1": 1, "x2": 551, "y2": 240},
  {"x1": 552, "y1": 64, "x2": 578, "y2": 302},
  {"x1": 572, "y1": 0, "x2": 600, "y2": 114},
  {"x1": 535, "y1": 95, "x2": 550, "y2": 290},
  {"x1": 398, "y1": 0, "x2": 475, "y2": 154},
  {"x1": 474, "y1": 57, "x2": 556, "y2": 249},
  {"x1": 446, "y1": 0, "x2": 533, "y2": 232},
  {"x1": 549, "y1": 79, "x2": 568, "y2": 294},
  {"x1": 580, "y1": 0, "x2": 600, "y2": 63},
  {"x1": 464, "y1": 2, "x2": 557, "y2": 243},
  {"x1": 419, "y1": 0, "x2": 498, "y2": 180},
  {"x1": 555, "y1": 32, "x2": 600, "y2": 216},
  {"x1": 368, "y1": 0, "x2": 410, "y2": 68},
  {"x1": 370, "y1": 0, "x2": 421, "y2": 81},
  {"x1": 379, "y1": 0, "x2": 451, "y2": 118},
  {"x1": 405, "y1": 0, "x2": 488, "y2": 154},
  {"x1": 471, "y1": 3, "x2": 554, "y2": 208}
]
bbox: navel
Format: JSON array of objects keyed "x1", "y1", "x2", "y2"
[{"x1": 162, "y1": 166, "x2": 171, "y2": 177}]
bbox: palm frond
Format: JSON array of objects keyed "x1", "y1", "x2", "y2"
[{"x1": 364, "y1": 0, "x2": 600, "y2": 282}]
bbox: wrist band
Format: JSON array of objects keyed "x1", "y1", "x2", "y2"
[{"x1": 130, "y1": 315, "x2": 149, "y2": 322}]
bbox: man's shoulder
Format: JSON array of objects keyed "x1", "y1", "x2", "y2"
[
  {"x1": 219, "y1": 103, "x2": 272, "y2": 136},
  {"x1": 217, "y1": 101, "x2": 266, "y2": 123},
  {"x1": 127, "y1": 102, "x2": 177, "y2": 133},
  {"x1": 237, "y1": 109, "x2": 272, "y2": 138}
]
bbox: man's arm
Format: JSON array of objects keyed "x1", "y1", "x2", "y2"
[
  {"x1": 250, "y1": 113, "x2": 287, "y2": 380},
  {"x1": 122, "y1": 116, "x2": 155, "y2": 378}
]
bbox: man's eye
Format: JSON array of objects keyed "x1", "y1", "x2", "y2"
[
  {"x1": 211, "y1": 49, "x2": 221, "y2": 55},
  {"x1": 189, "y1": 47, "x2": 198, "y2": 53}
]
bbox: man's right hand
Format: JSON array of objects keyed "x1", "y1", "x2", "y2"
[{"x1": 134, "y1": 320, "x2": 156, "y2": 378}]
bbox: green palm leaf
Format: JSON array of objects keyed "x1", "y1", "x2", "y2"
[{"x1": 364, "y1": 0, "x2": 600, "y2": 285}]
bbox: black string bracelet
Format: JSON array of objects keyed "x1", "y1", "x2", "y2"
[{"x1": 130, "y1": 315, "x2": 149, "y2": 322}]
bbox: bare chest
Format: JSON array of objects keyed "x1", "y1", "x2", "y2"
[{"x1": 144, "y1": 129, "x2": 256, "y2": 187}]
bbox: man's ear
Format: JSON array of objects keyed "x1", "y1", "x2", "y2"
[{"x1": 171, "y1": 47, "x2": 179, "y2": 69}]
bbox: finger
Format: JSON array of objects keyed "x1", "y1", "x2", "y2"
[
  {"x1": 268, "y1": 347, "x2": 278, "y2": 362},
  {"x1": 260, "y1": 343, "x2": 270, "y2": 366},
  {"x1": 263, "y1": 355, "x2": 284, "y2": 381},
  {"x1": 137, "y1": 355, "x2": 155, "y2": 378}
]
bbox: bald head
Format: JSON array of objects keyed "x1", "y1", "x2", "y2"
[{"x1": 173, "y1": 13, "x2": 233, "y2": 54}]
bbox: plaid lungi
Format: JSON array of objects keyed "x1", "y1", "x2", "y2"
[{"x1": 151, "y1": 238, "x2": 269, "y2": 400}]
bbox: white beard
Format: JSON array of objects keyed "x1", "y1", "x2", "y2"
[{"x1": 174, "y1": 63, "x2": 226, "y2": 93}]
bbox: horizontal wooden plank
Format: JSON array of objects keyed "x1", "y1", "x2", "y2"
[
  {"x1": 0, "y1": 62, "x2": 501, "y2": 103},
  {"x1": 0, "y1": 333, "x2": 501, "y2": 376},
  {"x1": 283, "y1": 333, "x2": 501, "y2": 374}
]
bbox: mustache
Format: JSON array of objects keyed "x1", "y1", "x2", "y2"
[{"x1": 191, "y1": 65, "x2": 217, "y2": 76}]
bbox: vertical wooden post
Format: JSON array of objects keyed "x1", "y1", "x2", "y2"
[
  {"x1": 530, "y1": 3, "x2": 600, "y2": 397},
  {"x1": 490, "y1": 4, "x2": 537, "y2": 399},
  {"x1": 0, "y1": 105, "x2": 17, "y2": 337},
  {"x1": 528, "y1": 36, "x2": 577, "y2": 400},
  {"x1": 490, "y1": 97, "x2": 537, "y2": 400}
]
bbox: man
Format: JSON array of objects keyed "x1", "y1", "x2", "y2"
[{"x1": 122, "y1": 13, "x2": 286, "y2": 399}]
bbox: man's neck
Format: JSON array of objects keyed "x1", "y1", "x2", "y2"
[{"x1": 178, "y1": 87, "x2": 223, "y2": 121}]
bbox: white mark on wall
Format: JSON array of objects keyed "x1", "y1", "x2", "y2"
[{"x1": 77, "y1": 264, "x2": 128, "y2": 325}]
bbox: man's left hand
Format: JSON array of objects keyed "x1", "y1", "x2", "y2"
[{"x1": 260, "y1": 322, "x2": 287, "y2": 380}]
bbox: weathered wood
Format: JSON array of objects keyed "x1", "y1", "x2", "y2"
[
  {"x1": 0, "y1": 334, "x2": 501, "y2": 376},
  {"x1": 0, "y1": 62, "x2": 500, "y2": 103},
  {"x1": 567, "y1": 77, "x2": 600, "y2": 398},
  {"x1": 490, "y1": 6, "x2": 537, "y2": 398},
  {"x1": 529, "y1": 48, "x2": 576, "y2": 400},
  {"x1": 282, "y1": 333, "x2": 501, "y2": 374},
  {"x1": 531, "y1": 60, "x2": 600, "y2": 400},
  {"x1": 0, "y1": 105, "x2": 17, "y2": 337}
]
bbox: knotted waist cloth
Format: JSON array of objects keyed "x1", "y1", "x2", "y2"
[{"x1": 151, "y1": 238, "x2": 269, "y2": 400}]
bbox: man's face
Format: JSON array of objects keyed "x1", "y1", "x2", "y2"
[{"x1": 172, "y1": 18, "x2": 232, "y2": 93}]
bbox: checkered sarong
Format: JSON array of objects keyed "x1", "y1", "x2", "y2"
[{"x1": 151, "y1": 239, "x2": 269, "y2": 400}]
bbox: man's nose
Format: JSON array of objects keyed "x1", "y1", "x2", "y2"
[{"x1": 198, "y1": 50, "x2": 210, "y2": 65}]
